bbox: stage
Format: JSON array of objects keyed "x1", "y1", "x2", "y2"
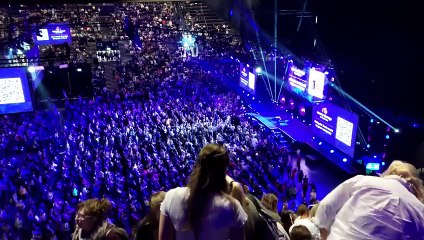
[{"x1": 246, "y1": 101, "x2": 360, "y2": 175}]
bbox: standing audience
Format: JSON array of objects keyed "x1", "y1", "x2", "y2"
[
  {"x1": 135, "y1": 191, "x2": 166, "y2": 240},
  {"x1": 315, "y1": 160, "x2": 424, "y2": 239},
  {"x1": 72, "y1": 198, "x2": 128, "y2": 240},
  {"x1": 290, "y1": 225, "x2": 312, "y2": 240},
  {"x1": 158, "y1": 144, "x2": 247, "y2": 240},
  {"x1": 289, "y1": 204, "x2": 319, "y2": 240}
]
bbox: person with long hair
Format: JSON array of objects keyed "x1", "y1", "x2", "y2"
[
  {"x1": 72, "y1": 198, "x2": 128, "y2": 240},
  {"x1": 315, "y1": 160, "x2": 424, "y2": 239},
  {"x1": 158, "y1": 144, "x2": 247, "y2": 240}
]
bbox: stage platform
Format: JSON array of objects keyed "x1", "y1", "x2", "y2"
[{"x1": 247, "y1": 102, "x2": 360, "y2": 175}]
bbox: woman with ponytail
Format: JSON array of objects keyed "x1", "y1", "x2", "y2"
[
  {"x1": 159, "y1": 144, "x2": 247, "y2": 240},
  {"x1": 315, "y1": 160, "x2": 424, "y2": 240},
  {"x1": 72, "y1": 198, "x2": 128, "y2": 240}
]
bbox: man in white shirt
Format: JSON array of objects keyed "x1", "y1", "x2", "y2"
[
  {"x1": 315, "y1": 160, "x2": 424, "y2": 240},
  {"x1": 289, "y1": 204, "x2": 320, "y2": 240}
]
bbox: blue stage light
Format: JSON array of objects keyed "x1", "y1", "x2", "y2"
[
  {"x1": 385, "y1": 135, "x2": 390, "y2": 139},
  {"x1": 330, "y1": 150, "x2": 334, "y2": 153},
  {"x1": 255, "y1": 67, "x2": 262, "y2": 74},
  {"x1": 342, "y1": 158, "x2": 347, "y2": 162}
]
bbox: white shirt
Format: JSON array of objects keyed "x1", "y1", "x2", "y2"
[
  {"x1": 315, "y1": 175, "x2": 424, "y2": 240},
  {"x1": 160, "y1": 187, "x2": 247, "y2": 240},
  {"x1": 289, "y1": 217, "x2": 320, "y2": 240}
]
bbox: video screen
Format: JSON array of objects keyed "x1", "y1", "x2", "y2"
[
  {"x1": 239, "y1": 63, "x2": 256, "y2": 94},
  {"x1": 311, "y1": 102, "x2": 359, "y2": 157},
  {"x1": 287, "y1": 65, "x2": 308, "y2": 94},
  {"x1": 0, "y1": 68, "x2": 34, "y2": 114},
  {"x1": 286, "y1": 60, "x2": 327, "y2": 101},
  {"x1": 96, "y1": 41, "x2": 121, "y2": 62},
  {"x1": 307, "y1": 68, "x2": 326, "y2": 99},
  {"x1": 34, "y1": 23, "x2": 72, "y2": 45}
]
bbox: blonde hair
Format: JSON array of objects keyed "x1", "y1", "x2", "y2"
[
  {"x1": 381, "y1": 160, "x2": 424, "y2": 202},
  {"x1": 149, "y1": 191, "x2": 166, "y2": 210},
  {"x1": 138, "y1": 190, "x2": 167, "y2": 227},
  {"x1": 228, "y1": 181, "x2": 246, "y2": 208},
  {"x1": 261, "y1": 193, "x2": 278, "y2": 213}
]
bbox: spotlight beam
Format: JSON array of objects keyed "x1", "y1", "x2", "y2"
[
  {"x1": 257, "y1": 40, "x2": 274, "y2": 100},
  {"x1": 331, "y1": 84, "x2": 399, "y2": 132},
  {"x1": 276, "y1": 61, "x2": 289, "y2": 103},
  {"x1": 246, "y1": 4, "x2": 274, "y2": 101},
  {"x1": 274, "y1": 0, "x2": 278, "y2": 102},
  {"x1": 297, "y1": 0, "x2": 310, "y2": 32}
]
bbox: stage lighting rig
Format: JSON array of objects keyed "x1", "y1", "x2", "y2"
[{"x1": 255, "y1": 66, "x2": 262, "y2": 75}]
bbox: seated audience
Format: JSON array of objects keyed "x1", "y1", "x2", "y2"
[
  {"x1": 158, "y1": 144, "x2": 247, "y2": 240},
  {"x1": 315, "y1": 160, "x2": 424, "y2": 239}
]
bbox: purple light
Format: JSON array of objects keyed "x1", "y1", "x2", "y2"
[{"x1": 299, "y1": 106, "x2": 306, "y2": 116}]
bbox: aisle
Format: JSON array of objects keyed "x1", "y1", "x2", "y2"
[{"x1": 273, "y1": 152, "x2": 352, "y2": 212}]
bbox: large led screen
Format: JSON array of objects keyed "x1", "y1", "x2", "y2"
[
  {"x1": 286, "y1": 61, "x2": 327, "y2": 102},
  {"x1": 311, "y1": 102, "x2": 359, "y2": 157},
  {"x1": 0, "y1": 68, "x2": 34, "y2": 114},
  {"x1": 239, "y1": 63, "x2": 256, "y2": 94},
  {"x1": 34, "y1": 23, "x2": 72, "y2": 45},
  {"x1": 307, "y1": 68, "x2": 326, "y2": 99}
]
